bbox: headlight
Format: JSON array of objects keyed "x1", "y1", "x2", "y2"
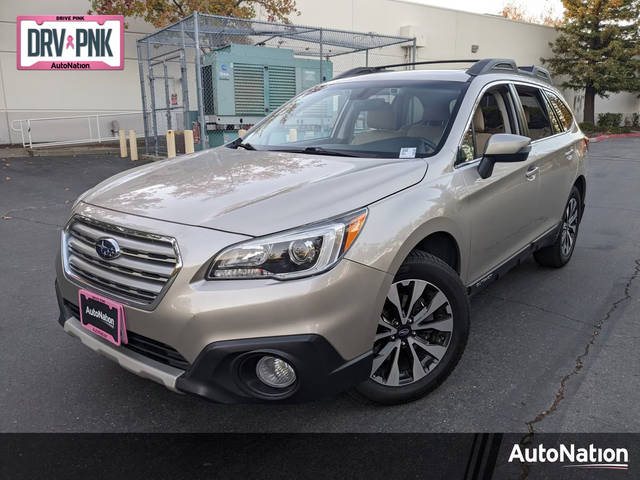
[{"x1": 207, "y1": 209, "x2": 368, "y2": 280}]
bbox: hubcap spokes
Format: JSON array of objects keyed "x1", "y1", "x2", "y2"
[
  {"x1": 371, "y1": 280, "x2": 453, "y2": 387},
  {"x1": 561, "y1": 197, "x2": 578, "y2": 257}
]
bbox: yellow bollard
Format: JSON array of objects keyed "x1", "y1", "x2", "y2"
[
  {"x1": 184, "y1": 129, "x2": 195, "y2": 154},
  {"x1": 166, "y1": 130, "x2": 176, "y2": 159},
  {"x1": 129, "y1": 130, "x2": 138, "y2": 161},
  {"x1": 119, "y1": 130, "x2": 127, "y2": 158}
]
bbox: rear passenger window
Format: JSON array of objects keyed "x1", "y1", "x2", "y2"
[
  {"x1": 543, "y1": 94, "x2": 563, "y2": 135},
  {"x1": 546, "y1": 92, "x2": 574, "y2": 131},
  {"x1": 515, "y1": 86, "x2": 553, "y2": 141}
]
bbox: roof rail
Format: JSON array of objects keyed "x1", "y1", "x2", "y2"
[
  {"x1": 332, "y1": 58, "x2": 552, "y2": 84},
  {"x1": 518, "y1": 65, "x2": 552, "y2": 83},
  {"x1": 332, "y1": 66, "x2": 385, "y2": 80},
  {"x1": 332, "y1": 59, "x2": 478, "y2": 80},
  {"x1": 465, "y1": 58, "x2": 518, "y2": 76}
]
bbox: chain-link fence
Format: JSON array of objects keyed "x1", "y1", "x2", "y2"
[{"x1": 137, "y1": 13, "x2": 415, "y2": 155}]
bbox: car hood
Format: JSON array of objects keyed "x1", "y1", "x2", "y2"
[{"x1": 82, "y1": 148, "x2": 427, "y2": 236}]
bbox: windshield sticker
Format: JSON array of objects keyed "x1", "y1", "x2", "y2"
[{"x1": 399, "y1": 147, "x2": 417, "y2": 159}]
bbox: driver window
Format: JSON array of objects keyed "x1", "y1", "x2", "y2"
[{"x1": 458, "y1": 86, "x2": 514, "y2": 163}]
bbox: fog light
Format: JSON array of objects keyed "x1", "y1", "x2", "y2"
[{"x1": 256, "y1": 356, "x2": 296, "y2": 388}]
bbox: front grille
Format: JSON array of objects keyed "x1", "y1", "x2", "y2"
[
  {"x1": 64, "y1": 301, "x2": 190, "y2": 370},
  {"x1": 64, "y1": 217, "x2": 180, "y2": 306}
]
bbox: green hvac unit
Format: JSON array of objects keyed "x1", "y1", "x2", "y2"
[{"x1": 199, "y1": 44, "x2": 333, "y2": 147}]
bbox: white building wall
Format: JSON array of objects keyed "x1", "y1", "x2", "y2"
[{"x1": 1, "y1": 0, "x2": 637, "y2": 144}]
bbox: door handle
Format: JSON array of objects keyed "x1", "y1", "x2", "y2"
[
  {"x1": 565, "y1": 148, "x2": 574, "y2": 158},
  {"x1": 525, "y1": 166, "x2": 539, "y2": 181}
]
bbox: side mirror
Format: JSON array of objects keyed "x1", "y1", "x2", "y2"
[{"x1": 478, "y1": 134, "x2": 532, "y2": 179}]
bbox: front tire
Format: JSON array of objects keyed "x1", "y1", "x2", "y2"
[
  {"x1": 534, "y1": 186, "x2": 582, "y2": 268},
  {"x1": 355, "y1": 251, "x2": 470, "y2": 405}
]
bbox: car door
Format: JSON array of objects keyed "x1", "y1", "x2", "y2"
[
  {"x1": 454, "y1": 83, "x2": 543, "y2": 284},
  {"x1": 540, "y1": 89, "x2": 582, "y2": 228}
]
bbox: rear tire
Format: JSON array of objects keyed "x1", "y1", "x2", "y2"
[
  {"x1": 355, "y1": 251, "x2": 470, "y2": 405},
  {"x1": 534, "y1": 186, "x2": 582, "y2": 268}
]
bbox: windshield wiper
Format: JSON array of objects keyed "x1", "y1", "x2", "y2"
[
  {"x1": 279, "y1": 146, "x2": 362, "y2": 157},
  {"x1": 236, "y1": 141, "x2": 256, "y2": 150},
  {"x1": 226, "y1": 137, "x2": 256, "y2": 150}
]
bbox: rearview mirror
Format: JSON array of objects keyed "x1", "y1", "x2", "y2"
[{"x1": 478, "y1": 134, "x2": 531, "y2": 179}]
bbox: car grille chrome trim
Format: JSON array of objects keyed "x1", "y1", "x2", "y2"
[{"x1": 63, "y1": 216, "x2": 182, "y2": 309}]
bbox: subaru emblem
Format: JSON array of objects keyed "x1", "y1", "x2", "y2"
[{"x1": 95, "y1": 237, "x2": 121, "y2": 260}]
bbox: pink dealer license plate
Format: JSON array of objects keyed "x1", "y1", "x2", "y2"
[{"x1": 78, "y1": 289, "x2": 128, "y2": 346}]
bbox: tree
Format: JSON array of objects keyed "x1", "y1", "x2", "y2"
[
  {"x1": 501, "y1": 1, "x2": 563, "y2": 26},
  {"x1": 542, "y1": 0, "x2": 640, "y2": 124},
  {"x1": 89, "y1": 0, "x2": 299, "y2": 28}
]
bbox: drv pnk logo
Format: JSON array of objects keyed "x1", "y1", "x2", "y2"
[{"x1": 17, "y1": 15, "x2": 124, "y2": 70}]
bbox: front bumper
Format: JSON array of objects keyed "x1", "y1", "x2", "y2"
[{"x1": 57, "y1": 281, "x2": 372, "y2": 403}]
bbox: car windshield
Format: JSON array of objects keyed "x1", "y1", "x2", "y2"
[{"x1": 240, "y1": 79, "x2": 468, "y2": 158}]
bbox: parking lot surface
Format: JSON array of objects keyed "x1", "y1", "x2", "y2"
[{"x1": 1, "y1": 139, "x2": 639, "y2": 432}]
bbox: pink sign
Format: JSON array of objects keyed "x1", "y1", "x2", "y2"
[{"x1": 17, "y1": 15, "x2": 124, "y2": 70}]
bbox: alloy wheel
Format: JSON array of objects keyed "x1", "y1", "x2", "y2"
[
  {"x1": 371, "y1": 279, "x2": 453, "y2": 387},
  {"x1": 560, "y1": 197, "x2": 579, "y2": 257}
]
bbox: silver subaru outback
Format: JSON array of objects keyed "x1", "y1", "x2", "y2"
[{"x1": 55, "y1": 58, "x2": 587, "y2": 405}]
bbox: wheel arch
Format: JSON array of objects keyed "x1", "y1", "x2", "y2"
[
  {"x1": 386, "y1": 217, "x2": 466, "y2": 281},
  {"x1": 413, "y1": 232, "x2": 461, "y2": 275},
  {"x1": 574, "y1": 173, "x2": 586, "y2": 202},
  {"x1": 572, "y1": 174, "x2": 586, "y2": 221}
]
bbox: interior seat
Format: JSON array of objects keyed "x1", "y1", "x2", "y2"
[
  {"x1": 405, "y1": 102, "x2": 450, "y2": 145},
  {"x1": 473, "y1": 108, "x2": 492, "y2": 156},
  {"x1": 523, "y1": 106, "x2": 551, "y2": 140},
  {"x1": 351, "y1": 103, "x2": 400, "y2": 145}
]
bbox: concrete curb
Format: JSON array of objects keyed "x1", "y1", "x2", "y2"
[{"x1": 588, "y1": 132, "x2": 640, "y2": 143}]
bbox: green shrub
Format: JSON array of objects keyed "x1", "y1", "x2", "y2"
[
  {"x1": 597, "y1": 112, "x2": 623, "y2": 130},
  {"x1": 632, "y1": 112, "x2": 640, "y2": 128},
  {"x1": 579, "y1": 121, "x2": 597, "y2": 134},
  {"x1": 602, "y1": 126, "x2": 632, "y2": 134}
]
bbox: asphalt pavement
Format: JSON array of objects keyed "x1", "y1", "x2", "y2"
[{"x1": 1, "y1": 140, "x2": 639, "y2": 432}]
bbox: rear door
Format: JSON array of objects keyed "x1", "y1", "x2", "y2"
[
  {"x1": 543, "y1": 90, "x2": 582, "y2": 222},
  {"x1": 512, "y1": 84, "x2": 576, "y2": 233}
]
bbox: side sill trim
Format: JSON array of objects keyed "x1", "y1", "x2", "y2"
[{"x1": 467, "y1": 222, "x2": 561, "y2": 296}]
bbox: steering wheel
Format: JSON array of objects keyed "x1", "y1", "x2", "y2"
[{"x1": 417, "y1": 137, "x2": 438, "y2": 152}]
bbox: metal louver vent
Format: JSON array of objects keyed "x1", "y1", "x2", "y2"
[
  {"x1": 202, "y1": 65, "x2": 215, "y2": 115},
  {"x1": 268, "y1": 65, "x2": 296, "y2": 112},
  {"x1": 233, "y1": 63, "x2": 265, "y2": 116}
]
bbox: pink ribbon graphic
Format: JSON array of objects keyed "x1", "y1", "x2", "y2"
[{"x1": 66, "y1": 35, "x2": 74, "y2": 49}]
